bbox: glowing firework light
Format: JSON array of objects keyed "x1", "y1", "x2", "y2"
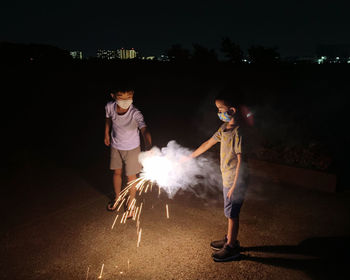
[{"x1": 138, "y1": 140, "x2": 222, "y2": 198}]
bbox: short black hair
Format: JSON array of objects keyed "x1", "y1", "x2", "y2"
[
  {"x1": 214, "y1": 88, "x2": 242, "y2": 109},
  {"x1": 110, "y1": 81, "x2": 135, "y2": 94}
]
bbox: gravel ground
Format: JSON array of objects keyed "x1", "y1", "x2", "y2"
[{"x1": 1, "y1": 163, "x2": 349, "y2": 280}]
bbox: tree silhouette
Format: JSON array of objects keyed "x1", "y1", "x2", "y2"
[
  {"x1": 220, "y1": 37, "x2": 243, "y2": 63},
  {"x1": 0, "y1": 42, "x2": 72, "y2": 64},
  {"x1": 248, "y1": 45, "x2": 280, "y2": 64},
  {"x1": 166, "y1": 44, "x2": 190, "y2": 62},
  {"x1": 191, "y1": 44, "x2": 218, "y2": 63}
]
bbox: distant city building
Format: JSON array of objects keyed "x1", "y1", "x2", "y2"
[
  {"x1": 97, "y1": 49, "x2": 117, "y2": 60},
  {"x1": 70, "y1": 51, "x2": 83, "y2": 59},
  {"x1": 117, "y1": 48, "x2": 137, "y2": 59},
  {"x1": 157, "y1": 54, "x2": 170, "y2": 61},
  {"x1": 141, "y1": 56, "x2": 156, "y2": 60}
]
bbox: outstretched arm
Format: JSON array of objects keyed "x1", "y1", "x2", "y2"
[{"x1": 190, "y1": 137, "x2": 218, "y2": 158}]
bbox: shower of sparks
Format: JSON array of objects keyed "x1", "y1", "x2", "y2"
[
  {"x1": 126, "y1": 196, "x2": 130, "y2": 207},
  {"x1": 111, "y1": 214, "x2": 119, "y2": 230},
  {"x1": 98, "y1": 263, "x2": 104, "y2": 279},
  {"x1": 133, "y1": 206, "x2": 139, "y2": 221},
  {"x1": 116, "y1": 198, "x2": 125, "y2": 211},
  {"x1": 137, "y1": 228, "x2": 142, "y2": 247},
  {"x1": 145, "y1": 182, "x2": 150, "y2": 193},
  {"x1": 128, "y1": 198, "x2": 136, "y2": 211},
  {"x1": 137, "y1": 202, "x2": 143, "y2": 222},
  {"x1": 123, "y1": 211, "x2": 129, "y2": 223},
  {"x1": 166, "y1": 204, "x2": 169, "y2": 219}
]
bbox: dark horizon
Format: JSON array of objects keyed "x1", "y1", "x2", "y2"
[
  {"x1": 2, "y1": 0, "x2": 349, "y2": 58},
  {"x1": 3, "y1": 40, "x2": 350, "y2": 61}
]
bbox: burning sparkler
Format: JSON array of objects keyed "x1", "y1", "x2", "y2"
[{"x1": 138, "y1": 141, "x2": 221, "y2": 199}]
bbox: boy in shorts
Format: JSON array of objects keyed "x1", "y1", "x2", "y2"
[
  {"x1": 190, "y1": 92, "x2": 247, "y2": 262},
  {"x1": 104, "y1": 85, "x2": 152, "y2": 216}
]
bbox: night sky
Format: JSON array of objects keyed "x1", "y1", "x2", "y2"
[{"x1": 1, "y1": 0, "x2": 349, "y2": 57}]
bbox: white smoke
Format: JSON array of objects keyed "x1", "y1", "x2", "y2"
[{"x1": 138, "y1": 140, "x2": 222, "y2": 199}]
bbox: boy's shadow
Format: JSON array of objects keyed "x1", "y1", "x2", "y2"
[{"x1": 239, "y1": 236, "x2": 350, "y2": 279}]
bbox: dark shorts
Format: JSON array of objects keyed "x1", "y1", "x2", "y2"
[
  {"x1": 110, "y1": 146, "x2": 142, "y2": 176},
  {"x1": 223, "y1": 182, "x2": 246, "y2": 219}
]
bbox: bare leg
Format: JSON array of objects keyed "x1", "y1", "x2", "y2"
[
  {"x1": 113, "y1": 168, "x2": 123, "y2": 199},
  {"x1": 227, "y1": 217, "x2": 239, "y2": 247},
  {"x1": 127, "y1": 174, "x2": 138, "y2": 215}
]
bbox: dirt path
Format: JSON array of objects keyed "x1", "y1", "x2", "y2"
[{"x1": 1, "y1": 167, "x2": 349, "y2": 280}]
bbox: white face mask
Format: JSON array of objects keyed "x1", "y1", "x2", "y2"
[{"x1": 117, "y1": 99, "x2": 133, "y2": 109}]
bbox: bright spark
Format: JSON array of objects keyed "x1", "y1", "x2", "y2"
[
  {"x1": 117, "y1": 198, "x2": 126, "y2": 212},
  {"x1": 145, "y1": 182, "x2": 150, "y2": 193},
  {"x1": 123, "y1": 211, "x2": 129, "y2": 223},
  {"x1": 111, "y1": 214, "x2": 119, "y2": 229},
  {"x1": 128, "y1": 198, "x2": 136, "y2": 211},
  {"x1": 137, "y1": 228, "x2": 142, "y2": 247},
  {"x1": 98, "y1": 263, "x2": 104, "y2": 279},
  {"x1": 137, "y1": 203, "x2": 143, "y2": 222},
  {"x1": 120, "y1": 213, "x2": 126, "y2": 224},
  {"x1": 133, "y1": 206, "x2": 139, "y2": 221},
  {"x1": 166, "y1": 204, "x2": 169, "y2": 219}
]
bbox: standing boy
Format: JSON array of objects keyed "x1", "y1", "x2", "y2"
[
  {"x1": 104, "y1": 86, "x2": 152, "y2": 216},
  {"x1": 190, "y1": 92, "x2": 247, "y2": 262}
]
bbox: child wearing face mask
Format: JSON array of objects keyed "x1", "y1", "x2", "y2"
[
  {"x1": 104, "y1": 86, "x2": 152, "y2": 215},
  {"x1": 190, "y1": 91, "x2": 248, "y2": 262}
]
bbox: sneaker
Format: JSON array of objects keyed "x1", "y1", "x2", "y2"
[
  {"x1": 210, "y1": 235, "x2": 227, "y2": 251},
  {"x1": 212, "y1": 243, "x2": 241, "y2": 262}
]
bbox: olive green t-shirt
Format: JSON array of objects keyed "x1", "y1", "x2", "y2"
[{"x1": 212, "y1": 123, "x2": 243, "y2": 188}]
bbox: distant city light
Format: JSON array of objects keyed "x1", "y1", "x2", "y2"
[
  {"x1": 96, "y1": 48, "x2": 137, "y2": 60},
  {"x1": 97, "y1": 49, "x2": 117, "y2": 60},
  {"x1": 117, "y1": 48, "x2": 137, "y2": 59},
  {"x1": 70, "y1": 51, "x2": 83, "y2": 59}
]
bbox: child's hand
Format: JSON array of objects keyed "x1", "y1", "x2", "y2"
[
  {"x1": 179, "y1": 155, "x2": 192, "y2": 163},
  {"x1": 145, "y1": 144, "x2": 152, "y2": 151},
  {"x1": 104, "y1": 135, "x2": 110, "y2": 146},
  {"x1": 227, "y1": 187, "x2": 234, "y2": 200}
]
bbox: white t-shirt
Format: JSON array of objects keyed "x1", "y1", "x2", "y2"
[{"x1": 105, "y1": 102, "x2": 146, "y2": 150}]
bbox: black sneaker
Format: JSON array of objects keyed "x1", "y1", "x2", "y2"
[
  {"x1": 210, "y1": 235, "x2": 227, "y2": 251},
  {"x1": 212, "y1": 243, "x2": 241, "y2": 262}
]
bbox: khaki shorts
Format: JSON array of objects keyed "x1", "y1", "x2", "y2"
[{"x1": 110, "y1": 146, "x2": 142, "y2": 176}]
